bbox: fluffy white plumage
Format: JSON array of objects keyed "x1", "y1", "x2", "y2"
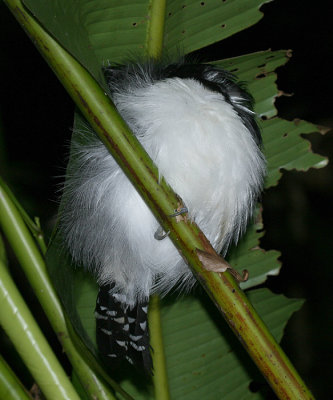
[{"x1": 59, "y1": 62, "x2": 266, "y2": 307}]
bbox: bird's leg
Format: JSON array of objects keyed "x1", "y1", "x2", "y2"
[{"x1": 169, "y1": 206, "x2": 188, "y2": 221}]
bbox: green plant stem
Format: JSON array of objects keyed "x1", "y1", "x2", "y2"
[
  {"x1": 0, "y1": 355, "x2": 32, "y2": 400},
  {"x1": 0, "y1": 178, "x2": 63, "y2": 323},
  {"x1": 0, "y1": 233, "x2": 8, "y2": 267},
  {"x1": 146, "y1": 5, "x2": 169, "y2": 398},
  {"x1": 0, "y1": 259, "x2": 81, "y2": 400},
  {"x1": 0, "y1": 179, "x2": 47, "y2": 254},
  {"x1": 149, "y1": 296, "x2": 170, "y2": 400},
  {"x1": 146, "y1": 0, "x2": 167, "y2": 59},
  {"x1": 4, "y1": 1, "x2": 314, "y2": 398},
  {"x1": 0, "y1": 179, "x2": 127, "y2": 400}
]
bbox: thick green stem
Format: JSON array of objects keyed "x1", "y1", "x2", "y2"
[
  {"x1": 0, "y1": 179, "x2": 127, "y2": 400},
  {"x1": 0, "y1": 259, "x2": 81, "y2": 400},
  {"x1": 0, "y1": 355, "x2": 32, "y2": 400},
  {"x1": 4, "y1": 1, "x2": 314, "y2": 398},
  {"x1": 0, "y1": 177, "x2": 64, "y2": 324}
]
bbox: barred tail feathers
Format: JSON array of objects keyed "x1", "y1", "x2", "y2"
[{"x1": 95, "y1": 284, "x2": 152, "y2": 373}]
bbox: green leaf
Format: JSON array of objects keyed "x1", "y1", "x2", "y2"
[
  {"x1": 212, "y1": 51, "x2": 287, "y2": 288},
  {"x1": 46, "y1": 231, "x2": 98, "y2": 357},
  {"x1": 46, "y1": 235, "x2": 132, "y2": 399},
  {"x1": 46, "y1": 236, "x2": 300, "y2": 399},
  {"x1": 119, "y1": 289, "x2": 303, "y2": 399},
  {"x1": 22, "y1": 0, "x2": 103, "y2": 84},
  {"x1": 263, "y1": 117, "x2": 328, "y2": 188},
  {"x1": 53, "y1": 268, "x2": 302, "y2": 399},
  {"x1": 216, "y1": 51, "x2": 328, "y2": 189},
  {"x1": 228, "y1": 216, "x2": 281, "y2": 291},
  {"x1": 23, "y1": 0, "x2": 269, "y2": 80},
  {"x1": 214, "y1": 50, "x2": 327, "y2": 293},
  {"x1": 216, "y1": 50, "x2": 291, "y2": 118},
  {"x1": 164, "y1": 0, "x2": 268, "y2": 55}
]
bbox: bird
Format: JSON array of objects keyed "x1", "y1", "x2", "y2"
[{"x1": 58, "y1": 60, "x2": 266, "y2": 374}]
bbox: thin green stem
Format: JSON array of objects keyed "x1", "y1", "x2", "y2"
[
  {"x1": 4, "y1": 1, "x2": 314, "y2": 398},
  {"x1": 146, "y1": 0, "x2": 167, "y2": 59},
  {"x1": 0, "y1": 233, "x2": 7, "y2": 267},
  {"x1": 0, "y1": 355, "x2": 32, "y2": 400},
  {"x1": 0, "y1": 178, "x2": 47, "y2": 254},
  {"x1": 0, "y1": 259, "x2": 81, "y2": 400},
  {"x1": 149, "y1": 296, "x2": 170, "y2": 400},
  {"x1": 32, "y1": 216, "x2": 47, "y2": 255},
  {"x1": 145, "y1": 4, "x2": 170, "y2": 399}
]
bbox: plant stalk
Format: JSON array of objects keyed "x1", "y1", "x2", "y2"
[
  {"x1": 0, "y1": 259, "x2": 81, "y2": 400},
  {"x1": 0, "y1": 355, "x2": 32, "y2": 400},
  {"x1": 149, "y1": 296, "x2": 170, "y2": 400},
  {"x1": 0, "y1": 178, "x2": 128, "y2": 400},
  {"x1": 146, "y1": 0, "x2": 167, "y2": 59}
]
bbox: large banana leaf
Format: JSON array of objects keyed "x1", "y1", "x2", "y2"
[
  {"x1": 74, "y1": 282, "x2": 303, "y2": 399},
  {"x1": 24, "y1": 0, "x2": 269, "y2": 84},
  {"x1": 21, "y1": 0, "x2": 327, "y2": 398}
]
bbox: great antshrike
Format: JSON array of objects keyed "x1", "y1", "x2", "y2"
[{"x1": 59, "y1": 61, "x2": 266, "y2": 373}]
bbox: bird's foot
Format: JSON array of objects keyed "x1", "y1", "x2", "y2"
[{"x1": 154, "y1": 204, "x2": 188, "y2": 240}]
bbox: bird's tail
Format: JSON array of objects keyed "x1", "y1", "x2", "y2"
[{"x1": 95, "y1": 284, "x2": 152, "y2": 373}]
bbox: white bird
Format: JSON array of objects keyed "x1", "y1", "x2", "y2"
[{"x1": 59, "y1": 61, "x2": 266, "y2": 373}]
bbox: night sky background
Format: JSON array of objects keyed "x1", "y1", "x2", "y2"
[{"x1": 1, "y1": 1, "x2": 332, "y2": 398}]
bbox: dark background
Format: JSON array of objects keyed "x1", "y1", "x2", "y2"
[{"x1": 1, "y1": 1, "x2": 332, "y2": 398}]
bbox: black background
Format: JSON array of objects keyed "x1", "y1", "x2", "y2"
[{"x1": 1, "y1": 1, "x2": 332, "y2": 398}]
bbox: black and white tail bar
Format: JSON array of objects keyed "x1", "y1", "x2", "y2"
[{"x1": 95, "y1": 284, "x2": 152, "y2": 372}]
